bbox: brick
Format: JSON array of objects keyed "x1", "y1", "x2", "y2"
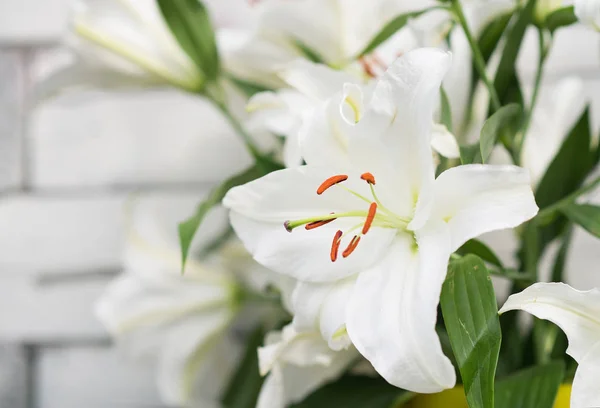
[
  {"x1": 0, "y1": 195, "x2": 125, "y2": 274},
  {"x1": 0, "y1": 344, "x2": 27, "y2": 408},
  {"x1": 36, "y1": 346, "x2": 163, "y2": 408},
  {"x1": 0, "y1": 0, "x2": 71, "y2": 43},
  {"x1": 29, "y1": 76, "x2": 254, "y2": 189},
  {"x1": 0, "y1": 274, "x2": 110, "y2": 341},
  {"x1": 0, "y1": 51, "x2": 23, "y2": 190}
]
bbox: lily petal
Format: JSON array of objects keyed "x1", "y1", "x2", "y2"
[
  {"x1": 431, "y1": 123, "x2": 460, "y2": 159},
  {"x1": 291, "y1": 278, "x2": 356, "y2": 351},
  {"x1": 499, "y1": 283, "x2": 600, "y2": 363},
  {"x1": 257, "y1": 325, "x2": 358, "y2": 408},
  {"x1": 425, "y1": 164, "x2": 538, "y2": 252},
  {"x1": 353, "y1": 48, "x2": 452, "y2": 224},
  {"x1": 571, "y1": 341, "x2": 600, "y2": 408},
  {"x1": 279, "y1": 59, "x2": 357, "y2": 101},
  {"x1": 346, "y1": 222, "x2": 456, "y2": 393},
  {"x1": 224, "y1": 167, "x2": 397, "y2": 282}
]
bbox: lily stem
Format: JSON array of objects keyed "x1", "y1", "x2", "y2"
[
  {"x1": 209, "y1": 87, "x2": 263, "y2": 161},
  {"x1": 450, "y1": 0, "x2": 501, "y2": 112},
  {"x1": 536, "y1": 174, "x2": 600, "y2": 220}
]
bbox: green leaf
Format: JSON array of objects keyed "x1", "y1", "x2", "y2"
[
  {"x1": 291, "y1": 375, "x2": 414, "y2": 408},
  {"x1": 221, "y1": 327, "x2": 265, "y2": 408},
  {"x1": 561, "y1": 203, "x2": 600, "y2": 238},
  {"x1": 158, "y1": 0, "x2": 220, "y2": 81},
  {"x1": 441, "y1": 255, "x2": 502, "y2": 408},
  {"x1": 535, "y1": 108, "x2": 593, "y2": 249},
  {"x1": 457, "y1": 240, "x2": 504, "y2": 268},
  {"x1": 478, "y1": 12, "x2": 513, "y2": 63},
  {"x1": 545, "y1": 6, "x2": 578, "y2": 33},
  {"x1": 493, "y1": 0, "x2": 534, "y2": 107},
  {"x1": 179, "y1": 164, "x2": 269, "y2": 272},
  {"x1": 441, "y1": 87, "x2": 453, "y2": 132},
  {"x1": 229, "y1": 75, "x2": 273, "y2": 98},
  {"x1": 480, "y1": 104, "x2": 522, "y2": 163},
  {"x1": 494, "y1": 361, "x2": 565, "y2": 408},
  {"x1": 460, "y1": 143, "x2": 482, "y2": 164},
  {"x1": 356, "y1": 8, "x2": 433, "y2": 57},
  {"x1": 293, "y1": 38, "x2": 325, "y2": 64}
]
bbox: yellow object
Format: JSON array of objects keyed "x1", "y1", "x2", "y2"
[{"x1": 401, "y1": 385, "x2": 572, "y2": 408}]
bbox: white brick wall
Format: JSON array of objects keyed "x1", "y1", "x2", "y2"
[{"x1": 0, "y1": 1, "x2": 599, "y2": 407}]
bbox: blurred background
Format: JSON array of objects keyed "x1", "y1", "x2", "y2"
[{"x1": 0, "y1": 0, "x2": 599, "y2": 407}]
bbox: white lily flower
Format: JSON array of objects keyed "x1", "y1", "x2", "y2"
[
  {"x1": 248, "y1": 59, "x2": 460, "y2": 167},
  {"x1": 226, "y1": 0, "x2": 437, "y2": 88},
  {"x1": 499, "y1": 283, "x2": 600, "y2": 408},
  {"x1": 95, "y1": 198, "x2": 268, "y2": 407},
  {"x1": 257, "y1": 324, "x2": 358, "y2": 408},
  {"x1": 576, "y1": 0, "x2": 600, "y2": 30},
  {"x1": 39, "y1": 0, "x2": 206, "y2": 97},
  {"x1": 224, "y1": 48, "x2": 538, "y2": 392}
]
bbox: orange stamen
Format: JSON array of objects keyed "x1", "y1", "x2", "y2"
[
  {"x1": 305, "y1": 218, "x2": 336, "y2": 230},
  {"x1": 342, "y1": 235, "x2": 361, "y2": 258},
  {"x1": 317, "y1": 175, "x2": 348, "y2": 195},
  {"x1": 360, "y1": 172, "x2": 376, "y2": 185},
  {"x1": 331, "y1": 230, "x2": 343, "y2": 262},
  {"x1": 362, "y1": 202, "x2": 377, "y2": 235},
  {"x1": 359, "y1": 57, "x2": 376, "y2": 78}
]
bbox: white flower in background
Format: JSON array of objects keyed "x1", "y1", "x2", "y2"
[
  {"x1": 247, "y1": 59, "x2": 459, "y2": 167},
  {"x1": 96, "y1": 198, "x2": 282, "y2": 407},
  {"x1": 500, "y1": 283, "x2": 600, "y2": 408},
  {"x1": 535, "y1": 0, "x2": 565, "y2": 22},
  {"x1": 520, "y1": 77, "x2": 586, "y2": 185},
  {"x1": 226, "y1": 0, "x2": 439, "y2": 88},
  {"x1": 224, "y1": 48, "x2": 538, "y2": 392},
  {"x1": 257, "y1": 324, "x2": 358, "y2": 408},
  {"x1": 576, "y1": 0, "x2": 600, "y2": 30},
  {"x1": 39, "y1": 0, "x2": 204, "y2": 96}
]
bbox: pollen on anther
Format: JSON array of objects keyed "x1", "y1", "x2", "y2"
[
  {"x1": 317, "y1": 175, "x2": 348, "y2": 195},
  {"x1": 342, "y1": 235, "x2": 361, "y2": 258},
  {"x1": 331, "y1": 230, "x2": 343, "y2": 262},
  {"x1": 360, "y1": 172, "x2": 376, "y2": 185},
  {"x1": 305, "y1": 218, "x2": 336, "y2": 230},
  {"x1": 362, "y1": 202, "x2": 377, "y2": 235}
]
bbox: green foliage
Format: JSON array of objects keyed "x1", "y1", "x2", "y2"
[
  {"x1": 493, "y1": 0, "x2": 534, "y2": 108},
  {"x1": 460, "y1": 144, "x2": 482, "y2": 165},
  {"x1": 291, "y1": 375, "x2": 414, "y2": 408},
  {"x1": 356, "y1": 8, "x2": 435, "y2": 57},
  {"x1": 441, "y1": 87, "x2": 453, "y2": 132},
  {"x1": 441, "y1": 255, "x2": 502, "y2": 408},
  {"x1": 158, "y1": 0, "x2": 220, "y2": 82},
  {"x1": 494, "y1": 362, "x2": 565, "y2": 408},
  {"x1": 457, "y1": 240, "x2": 504, "y2": 269},
  {"x1": 561, "y1": 203, "x2": 600, "y2": 238},
  {"x1": 221, "y1": 327, "x2": 265, "y2": 408},
  {"x1": 293, "y1": 39, "x2": 326, "y2": 64},
  {"x1": 179, "y1": 164, "x2": 275, "y2": 272},
  {"x1": 480, "y1": 104, "x2": 522, "y2": 163},
  {"x1": 545, "y1": 6, "x2": 578, "y2": 33}
]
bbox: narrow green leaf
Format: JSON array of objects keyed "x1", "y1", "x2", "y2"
[
  {"x1": 545, "y1": 6, "x2": 578, "y2": 33},
  {"x1": 535, "y1": 108, "x2": 593, "y2": 250},
  {"x1": 179, "y1": 164, "x2": 269, "y2": 272},
  {"x1": 293, "y1": 38, "x2": 325, "y2": 64},
  {"x1": 356, "y1": 8, "x2": 433, "y2": 57},
  {"x1": 441, "y1": 87, "x2": 453, "y2": 132},
  {"x1": 158, "y1": 0, "x2": 220, "y2": 81},
  {"x1": 493, "y1": 0, "x2": 534, "y2": 107},
  {"x1": 494, "y1": 361, "x2": 565, "y2": 408},
  {"x1": 457, "y1": 239, "x2": 504, "y2": 268},
  {"x1": 460, "y1": 143, "x2": 482, "y2": 164},
  {"x1": 229, "y1": 75, "x2": 273, "y2": 98},
  {"x1": 291, "y1": 375, "x2": 414, "y2": 408},
  {"x1": 441, "y1": 255, "x2": 502, "y2": 408},
  {"x1": 221, "y1": 327, "x2": 265, "y2": 408},
  {"x1": 478, "y1": 12, "x2": 512, "y2": 62},
  {"x1": 561, "y1": 203, "x2": 600, "y2": 238},
  {"x1": 480, "y1": 104, "x2": 522, "y2": 163}
]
